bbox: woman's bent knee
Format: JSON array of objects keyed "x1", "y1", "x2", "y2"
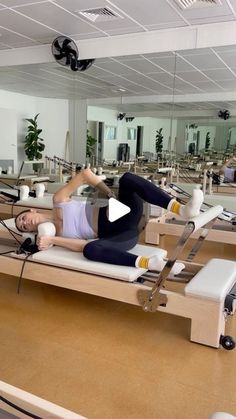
[
  {"x1": 83, "y1": 241, "x2": 103, "y2": 261},
  {"x1": 119, "y1": 171, "x2": 133, "y2": 186}
]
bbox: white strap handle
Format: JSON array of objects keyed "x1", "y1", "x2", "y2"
[
  {"x1": 37, "y1": 222, "x2": 56, "y2": 249},
  {"x1": 35, "y1": 183, "x2": 45, "y2": 198},
  {"x1": 22, "y1": 222, "x2": 56, "y2": 243},
  {"x1": 38, "y1": 222, "x2": 56, "y2": 237},
  {"x1": 19, "y1": 185, "x2": 29, "y2": 201}
]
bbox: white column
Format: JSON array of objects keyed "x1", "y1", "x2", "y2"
[
  {"x1": 214, "y1": 125, "x2": 228, "y2": 151},
  {"x1": 69, "y1": 100, "x2": 87, "y2": 165},
  {"x1": 176, "y1": 120, "x2": 186, "y2": 155}
]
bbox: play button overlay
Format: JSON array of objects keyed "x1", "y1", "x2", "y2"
[
  {"x1": 108, "y1": 197, "x2": 130, "y2": 222},
  {"x1": 84, "y1": 178, "x2": 135, "y2": 236}
]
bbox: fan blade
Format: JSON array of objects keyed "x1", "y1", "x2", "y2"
[
  {"x1": 53, "y1": 39, "x2": 62, "y2": 52},
  {"x1": 54, "y1": 52, "x2": 67, "y2": 61},
  {"x1": 62, "y1": 38, "x2": 72, "y2": 49},
  {"x1": 70, "y1": 57, "x2": 78, "y2": 71},
  {"x1": 77, "y1": 59, "x2": 95, "y2": 71},
  {"x1": 66, "y1": 47, "x2": 78, "y2": 58},
  {"x1": 65, "y1": 55, "x2": 72, "y2": 66}
]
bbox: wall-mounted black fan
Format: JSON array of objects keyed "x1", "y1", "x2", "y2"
[
  {"x1": 218, "y1": 109, "x2": 231, "y2": 120},
  {"x1": 51, "y1": 36, "x2": 95, "y2": 72}
]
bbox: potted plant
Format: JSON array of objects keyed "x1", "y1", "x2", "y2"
[
  {"x1": 86, "y1": 129, "x2": 97, "y2": 165},
  {"x1": 205, "y1": 131, "x2": 211, "y2": 150},
  {"x1": 155, "y1": 128, "x2": 163, "y2": 157},
  {"x1": 24, "y1": 113, "x2": 45, "y2": 173}
]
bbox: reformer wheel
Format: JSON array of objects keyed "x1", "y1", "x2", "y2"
[{"x1": 220, "y1": 335, "x2": 236, "y2": 350}]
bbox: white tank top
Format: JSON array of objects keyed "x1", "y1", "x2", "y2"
[
  {"x1": 53, "y1": 200, "x2": 96, "y2": 239},
  {"x1": 224, "y1": 167, "x2": 235, "y2": 182}
]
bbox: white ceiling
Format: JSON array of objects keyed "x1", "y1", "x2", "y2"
[
  {"x1": 0, "y1": 0, "x2": 236, "y2": 48},
  {"x1": 1, "y1": 0, "x2": 236, "y2": 114}
]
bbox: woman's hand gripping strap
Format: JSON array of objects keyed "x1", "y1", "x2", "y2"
[
  {"x1": 18, "y1": 222, "x2": 56, "y2": 254},
  {"x1": 37, "y1": 222, "x2": 56, "y2": 251}
]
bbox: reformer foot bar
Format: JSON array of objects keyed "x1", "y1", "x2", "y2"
[{"x1": 0, "y1": 206, "x2": 236, "y2": 350}]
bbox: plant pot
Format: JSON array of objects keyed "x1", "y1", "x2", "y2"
[{"x1": 32, "y1": 162, "x2": 43, "y2": 175}]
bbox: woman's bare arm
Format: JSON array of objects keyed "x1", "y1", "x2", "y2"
[
  {"x1": 37, "y1": 235, "x2": 89, "y2": 252},
  {"x1": 53, "y1": 171, "x2": 88, "y2": 203},
  {"x1": 220, "y1": 156, "x2": 236, "y2": 174},
  {"x1": 53, "y1": 168, "x2": 114, "y2": 204}
]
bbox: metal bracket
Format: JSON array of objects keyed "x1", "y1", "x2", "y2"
[
  {"x1": 186, "y1": 217, "x2": 218, "y2": 261},
  {"x1": 225, "y1": 283, "x2": 236, "y2": 315},
  {"x1": 138, "y1": 222, "x2": 195, "y2": 312}
]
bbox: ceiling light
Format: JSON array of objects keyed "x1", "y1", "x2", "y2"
[{"x1": 111, "y1": 88, "x2": 127, "y2": 93}]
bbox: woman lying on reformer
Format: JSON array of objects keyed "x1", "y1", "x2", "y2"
[{"x1": 15, "y1": 169, "x2": 204, "y2": 275}]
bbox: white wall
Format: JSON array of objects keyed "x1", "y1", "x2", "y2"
[
  {"x1": 199, "y1": 126, "x2": 216, "y2": 150},
  {"x1": 186, "y1": 125, "x2": 216, "y2": 152},
  {"x1": 36, "y1": 97, "x2": 69, "y2": 160},
  {"x1": 88, "y1": 106, "x2": 120, "y2": 160},
  {"x1": 0, "y1": 89, "x2": 69, "y2": 172},
  {"x1": 176, "y1": 120, "x2": 219, "y2": 154},
  {"x1": 88, "y1": 106, "x2": 177, "y2": 160},
  {"x1": 0, "y1": 108, "x2": 17, "y2": 172},
  {"x1": 228, "y1": 127, "x2": 236, "y2": 146},
  {"x1": 145, "y1": 118, "x2": 177, "y2": 153}
]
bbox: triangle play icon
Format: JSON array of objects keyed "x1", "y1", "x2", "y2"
[{"x1": 108, "y1": 198, "x2": 131, "y2": 222}]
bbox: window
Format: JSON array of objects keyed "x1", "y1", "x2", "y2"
[
  {"x1": 127, "y1": 127, "x2": 137, "y2": 140},
  {"x1": 105, "y1": 125, "x2": 117, "y2": 140}
]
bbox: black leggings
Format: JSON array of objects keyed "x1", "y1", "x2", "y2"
[{"x1": 83, "y1": 172, "x2": 173, "y2": 266}]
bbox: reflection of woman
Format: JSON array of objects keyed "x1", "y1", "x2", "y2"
[
  {"x1": 219, "y1": 156, "x2": 236, "y2": 183},
  {"x1": 15, "y1": 169, "x2": 203, "y2": 274}
]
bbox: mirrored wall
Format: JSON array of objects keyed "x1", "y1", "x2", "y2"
[
  {"x1": 1, "y1": 44, "x2": 236, "y2": 175},
  {"x1": 87, "y1": 46, "x2": 236, "y2": 165}
]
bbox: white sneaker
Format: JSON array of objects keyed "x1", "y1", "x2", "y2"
[
  {"x1": 148, "y1": 255, "x2": 185, "y2": 276},
  {"x1": 179, "y1": 189, "x2": 204, "y2": 219}
]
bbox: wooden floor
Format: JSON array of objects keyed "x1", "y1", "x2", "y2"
[{"x1": 0, "y1": 232, "x2": 235, "y2": 419}]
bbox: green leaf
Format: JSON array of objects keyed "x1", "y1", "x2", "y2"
[
  {"x1": 24, "y1": 113, "x2": 45, "y2": 160},
  {"x1": 25, "y1": 118, "x2": 35, "y2": 125}
]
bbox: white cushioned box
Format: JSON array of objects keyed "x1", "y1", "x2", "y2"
[
  {"x1": 16, "y1": 195, "x2": 107, "y2": 209},
  {"x1": 185, "y1": 259, "x2": 236, "y2": 302},
  {"x1": 32, "y1": 245, "x2": 167, "y2": 282},
  {"x1": 17, "y1": 195, "x2": 53, "y2": 208}
]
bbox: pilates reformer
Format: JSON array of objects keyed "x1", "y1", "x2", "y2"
[
  {"x1": 0, "y1": 204, "x2": 236, "y2": 350},
  {"x1": 1, "y1": 174, "x2": 235, "y2": 248},
  {"x1": 145, "y1": 182, "x2": 236, "y2": 246}
]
